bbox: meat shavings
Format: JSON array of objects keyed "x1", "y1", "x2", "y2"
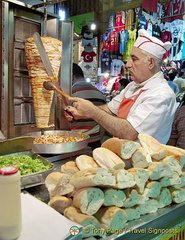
[{"x1": 33, "y1": 133, "x2": 86, "y2": 144}]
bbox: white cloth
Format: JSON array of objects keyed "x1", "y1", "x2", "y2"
[
  {"x1": 134, "y1": 29, "x2": 172, "y2": 59},
  {"x1": 108, "y1": 72, "x2": 178, "y2": 144}
]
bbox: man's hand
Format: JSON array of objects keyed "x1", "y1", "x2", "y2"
[{"x1": 66, "y1": 97, "x2": 97, "y2": 120}]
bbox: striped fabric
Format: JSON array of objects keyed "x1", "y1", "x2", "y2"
[
  {"x1": 170, "y1": 105, "x2": 185, "y2": 149},
  {"x1": 71, "y1": 81, "x2": 106, "y2": 144}
]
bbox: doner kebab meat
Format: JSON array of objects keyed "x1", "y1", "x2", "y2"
[{"x1": 25, "y1": 36, "x2": 62, "y2": 128}]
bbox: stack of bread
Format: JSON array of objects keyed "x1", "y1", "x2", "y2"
[
  {"x1": 45, "y1": 133, "x2": 185, "y2": 238},
  {"x1": 25, "y1": 36, "x2": 62, "y2": 128}
]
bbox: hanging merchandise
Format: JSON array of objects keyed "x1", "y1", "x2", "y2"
[
  {"x1": 142, "y1": 0, "x2": 158, "y2": 13},
  {"x1": 152, "y1": 23, "x2": 161, "y2": 39},
  {"x1": 138, "y1": 15, "x2": 147, "y2": 30},
  {"x1": 110, "y1": 59, "x2": 125, "y2": 76},
  {"x1": 80, "y1": 61, "x2": 96, "y2": 76},
  {"x1": 107, "y1": 13, "x2": 116, "y2": 33},
  {"x1": 101, "y1": 32, "x2": 110, "y2": 51},
  {"x1": 81, "y1": 50, "x2": 96, "y2": 63},
  {"x1": 82, "y1": 37, "x2": 97, "y2": 47},
  {"x1": 169, "y1": 19, "x2": 185, "y2": 61},
  {"x1": 119, "y1": 29, "x2": 129, "y2": 54},
  {"x1": 146, "y1": 19, "x2": 153, "y2": 36},
  {"x1": 123, "y1": 28, "x2": 137, "y2": 61},
  {"x1": 109, "y1": 30, "x2": 119, "y2": 53},
  {"x1": 125, "y1": 9, "x2": 135, "y2": 30},
  {"x1": 100, "y1": 50, "x2": 112, "y2": 74},
  {"x1": 115, "y1": 11, "x2": 125, "y2": 32}
]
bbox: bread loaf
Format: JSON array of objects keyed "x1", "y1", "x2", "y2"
[
  {"x1": 162, "y1": 156, "x2": 182, "y2": 176},
  {"x1": 131, "y1": 147, "x2": 152, "y2": 168},
  {"x1": 103, "y1": 188, "x2": 126, "y2": 207},
  {"x1": 75, "y1": 155, "x2": 99, "y2": 170},
  {"x1": 169, "y1": 187, "x2": 185, "y2": 203},
  {"x1": 92, "y1": 147, "x2": 125, "y2": 169},
  {"x1": 159, "y1": 172, "x2": 181, "y2": 188},
  {"x1": 148, "y1": 162, "x2": 173, "y2": 180},
  {"x1": 73, "y1": 187, "x2": 104, "y2": 215},
  {"x1": 138, "y1": 133, "x2": 168, "y2": 160},
  {"x1": 124, "y1": 207, "x2": 140, "y2": 221},
  {"x1": 94, "y1": 206, "x2": 128, "y2": 230},
  {"x1": 137, "y1": 199, "x2": 158, "y2": 215},
  {"x1": 61, "y1": 161, "x2": 79, "y2": 176},
  {"x1": 48, "y1": 196, "x2": 73, "y2": 214},
  {"x1": 45, "y1": 172, "x2": 74, "y2": 198},
  {"x1": 157, "y1": 188, "x2": 172, "y2": 208},
  {"x1": 114, "y1": 169, "x2": 136, "y2": 189},
  {"x1": 101, "y1": 137, "x2": 140, "y2": 160},
  {"x1": 142, "y1": 181, "x2": 161, "y2": 199},
  {"x1": 180, "y1": 155, "x2": 185, "y2": 170},
  {"x1": 173, "y1": 172, "x2": 185, "y2": 189},
  {"x1": 64, "y1": 206, "x2": 101, "y2": 237},
  {"x1": 128, "y1": 168, "x2": 150, "y2": 193},
  {"x1": 69, "y1": 168, "x2": 116, "y2": 188},
  {"x1": 163, "y1": 144, "x2": 185, "y2": 156},
  {"x1": 122, "y1": 189, "x2": 145, "y2": 208}
]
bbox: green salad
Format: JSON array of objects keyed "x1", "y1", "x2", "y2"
[{"x1": 0, "y1": 155, "x2": 51, "y2": 175}]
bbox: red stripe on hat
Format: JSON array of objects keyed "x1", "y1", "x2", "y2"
[{"x1": 137, "y1": 35, "x2": 168, "y2": 51}]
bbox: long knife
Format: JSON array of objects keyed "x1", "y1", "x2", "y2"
[{"x1": 33, "y1": 32, "x2": 54, "y2": 77}]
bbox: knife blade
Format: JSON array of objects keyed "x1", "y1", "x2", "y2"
[{"x1": 33, "y1": 32, "x2": 54, "y2": 77}]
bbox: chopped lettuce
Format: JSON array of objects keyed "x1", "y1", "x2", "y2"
[{"x1": 0, "y1": 155, "x2": 51, "y2": 175}]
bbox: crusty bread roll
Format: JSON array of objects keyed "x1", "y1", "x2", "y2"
[
  {"x1": 173, "y1": 172, "x2": 185, "y2": 189},
  {"x1": 94, "y1": 206, "x2": 128, "y2": 230},
  {"x1": 61, "y1": 161, "x2": 79, "y2": 175},
  {"x1": 101, "y1": 137, "x2": 140, "y2": 160},
  {"x1": 25, "y1": 36, "x2": 62, "y2": 128},
  {"x1": 45, "y1": 172, "x2": 74, "y2": 198},
  {"x1": 169, "y1": 187, "x2": 185, "y2": 203},
  {"x1": 163, "y1": 144, "x2": 185, "y2": 156},
  {"x1": 128, "y1": 168, "x2": 150, "y2": 193},
  {"x1": 138, "y1": 133, "x2": 168, "y2": 160},
  {"x1": 180, "y1": 155, "x2": 185, "y2": 170},
  {"x1": 137, "y1": 199, "x2": 158, "y2": 215},
  {"x1": 142, "y1": 181, "x2": 161, "y2": 199},
  {"x1": 64, "y1": 206, "x2": 101, "y2": 237},
  {"x1": 113, "y1": 169, "x2": 135, "y2": 189},
  {"x1": 48, "y1": 196, "x2": 73, "y2": 214},
  {"x1": 131, "y1": 147, "x2": 152, "y2": 168},
  {"x1": 122, "y1": 189, "x2": 145, "y2": 208},
  {"x1": 124, "y1": 207, "x2": 140, "y2": 221},
  {"x1": 75, "y1": 155, "x2": 99, "y2": 170},
  {"x1": 162, "y1": 156, "x2": 182, "y2": 176},
  {"x1": 69, "y1": 168, "x2": 116, "y2": 188},
  {"x1": 73, "y1": 187, "x2": 104, "y2": 215},
  {"x1": 148, "y1": 162, "x2": 173, "y2": 181},
  {"x1": 157, "y1": 188, "x2": 172, "y2": 208},
  {"x1": 103, "y1": 188, "x2": 126, "y2": 207},
  {"x1": 159, "y1": 172, "x2": 181, "y2": 188},
  {"x1": 92, "y1": 147, "x2": 125, "y2": 169}
]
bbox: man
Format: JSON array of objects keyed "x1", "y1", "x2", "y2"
[
  {"x1": 174, "y1": 71, "x2": 185, "y2": 92},
  {"x1": 65, "y1": 30, "x2": 177, "y2": 144},
  {"x1": 69, "y1": 63, "x2": 106, "y2": 149},
  {"x1": 167, "y1": 72, "x2": 179, "y2": 93}
]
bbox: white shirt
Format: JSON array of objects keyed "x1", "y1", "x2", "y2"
[{"x1": 108, "y1": 72, "x2": 178, "y2": 144}]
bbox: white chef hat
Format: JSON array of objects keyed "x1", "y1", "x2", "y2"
[{"x1": 134, "y1": 29, "x2": 172, "y2": 59}]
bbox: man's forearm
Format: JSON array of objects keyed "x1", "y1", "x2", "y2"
[{"x1": 91, "y1": 106, "x2": 138, "y2": 140}]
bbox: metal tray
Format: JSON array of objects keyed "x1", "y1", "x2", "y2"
[
  {"x1": 0, "y1": 151, "x2": 54, "y2": 189},
  {"x1": 25, "y1": 130, "x2": 90, "y2": 154}
]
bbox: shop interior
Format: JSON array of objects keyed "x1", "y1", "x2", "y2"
[{"x1": 0, "y1": 1, "x2": 185, "y2": 240}]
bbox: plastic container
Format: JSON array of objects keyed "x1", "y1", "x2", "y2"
[{"x1": 0, "y1": 166, "x2": 22, "y2": 240}]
